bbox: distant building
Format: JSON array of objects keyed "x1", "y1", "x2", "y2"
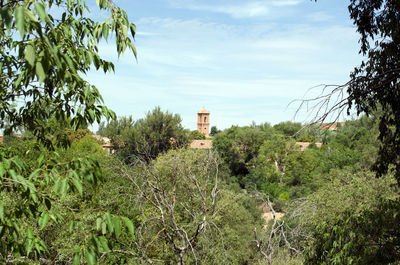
[
  {"x1": 92, "y1": 135, "x2": 114, "y2": 154},
  {"x1": 197, "y1": 109, "x2": 210, "y2": 137},
  {"x1": 320, "y1": 122, "x2": 345, "y2": 131},
  {"x1": 190, "y1": 139, "x2": 213, "y2": 149}
]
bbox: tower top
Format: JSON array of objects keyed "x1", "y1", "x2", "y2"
[
  {"x1": 197, "y1": 109, "x2": 210, "y2": 137},
  {"x1": 198, "y1": 109, "x2": 210, "y2": 114}
]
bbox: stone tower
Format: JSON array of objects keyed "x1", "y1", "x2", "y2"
[{"x1": 197, "y1": 109, "x2": 210, "y2": 137}]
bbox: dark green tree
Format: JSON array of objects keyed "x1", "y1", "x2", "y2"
[
  {"x1": 212, "y1": 125, "x2": 276, "y2": 186},
  {"x1": 273, "y1": 121, "x2": 302, "y2": 137},
  {"x1": 346, "y1": 0, "x2": 400, "y2": 182},
  {"x1": 188, "y1": 129, "x2": 206, "y2": 140},
  {"x1": 209, "y1": 125, "x2": 221, "y2": 136},
  {"x1": 310, "y1": 0, "x2": 400, "y2": 181},
  {"x1": 302, "y1": 1, "x2": 400, "y2": 256},
  {"x1": 117, "y1": 107, "x2": 188, "y2": 163}
]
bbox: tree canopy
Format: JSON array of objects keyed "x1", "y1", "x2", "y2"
[
  {"x1": 311, "y1": 0, "x2": 400, "y2": 181},
  {"x1": 346, "y1": 0, "x2": 400, "y2": 182},
  {"x1": 0, "y1": 0, "x2": 136, "y2": 146},
  {"x1": 0, "y1": 0, "x2": 137, "y2": 263}
]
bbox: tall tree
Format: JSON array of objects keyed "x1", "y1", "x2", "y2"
[
  {"x1": 0, "y1": 0, "x2": 137, "y2": 263},
  {"x1": 299, "y1": 2, "x2": 400, "y2": 262},
  {"x1": 346, "y1": 0, "x2": 400, "y2": 182},
  {"x1": 309, "y1": 0, "x2": 400, "y2": 181},
  {"x1": 0, "y1": 0, "x2": 136, "y2": 147},
  {"x1": 110, "y1": 107, "x2": 189, "y2": 163}
]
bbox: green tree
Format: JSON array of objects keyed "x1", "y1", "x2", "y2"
[
  {"x1": 209, "y1": 125, "x2": 221, "y2": 136},
  {"x1": 117, "y1": 107, "x2": 189, "y2": 163},
  {"x1": 298, "y1": 170, "x2": 398, "y2": 264},
  {"x1": 0, "y1": 0, "x2": 137, "y2": 263},
  {"x1": 212, "y1": 125, "x2": 276, "y2": 185},
  {"x1": 311, "y1": 0, "x2": 400, "y2": 181},
  {"x1": 188, "y1": 129, "x2": 206, "y2": 140},
  {"x1": 97, "y1": 116, "x2": 135, "y2": 150},
  {"x1": 0, "y1": 0, "x2": 136, "y2": 147},
  {"x1": 273, "y1": 121, "x2": 302, "y2": 137},
  {"x1": 128, "y1": 148, "x2": 262, "y2": 264},
  {"x1": 248, "y1": 136, "x2": 296, "y2": 198}
]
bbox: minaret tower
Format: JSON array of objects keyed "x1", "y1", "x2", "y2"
[{"x1": 197, "y1": 109, "x2": 210, "y2": 137}]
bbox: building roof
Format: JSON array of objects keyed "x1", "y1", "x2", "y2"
[
  {"x1": 320, "y1": 122, "x2": 346, "y2": 131},
  {"x1": 197, "y1": 109, "x2": 210, "y2": 114},
  {"x1": 190, "y1": 140, "x2": 212, "y2": 149}
]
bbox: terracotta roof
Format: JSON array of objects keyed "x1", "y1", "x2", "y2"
[
  {"x1": 197, "y1": 109, "x2": 210, "y2": 114},
  {"x1": 320, "y1": 122, "x2": 346, "y2": 131},
  {"x1": 190, "y1": 140, "x2": 212, "y2": 149}
]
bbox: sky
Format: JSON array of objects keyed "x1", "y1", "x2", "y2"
[{"x1": 87, "y1": 0, "x2": 363, "y2": 131}]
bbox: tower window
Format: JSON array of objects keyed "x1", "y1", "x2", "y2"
[{"x1": 204, "y1": 117, "x2": 207, "y2": 122}]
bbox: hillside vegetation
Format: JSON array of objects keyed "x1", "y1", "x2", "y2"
[
  {"x1": 1, "y1": 0, "x2": 399, "y2": 263},
  {"x1": 2, "y1": 108, "x2": 397, "y2": 264}
]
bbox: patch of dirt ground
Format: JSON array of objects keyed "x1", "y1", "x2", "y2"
[{"x1": 258, "y1": 204, "x2": 284, "y2": 229}]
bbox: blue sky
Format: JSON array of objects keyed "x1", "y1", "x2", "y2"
[{"x1": 87, "y1": 0, "x2": 362, "y2": 131}]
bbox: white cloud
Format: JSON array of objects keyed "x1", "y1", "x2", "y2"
[
  {"x1": 87, "y1": 3, "x2": 361, "y2": 129},
  {"x1": 307, "y1": 11, "x2": 334, "y2": 22},
  {"x1": 168, "y1": 0, "x2": 303, "y2": 18},
  {"x1": 271, "y1": 0, "x2": 303, "y2": 7},
  {"x1": 212, "y1": 2, "x2": 269, "y2": 18}
]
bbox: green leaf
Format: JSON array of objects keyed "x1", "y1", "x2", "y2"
[
  {"x1": 85, "y1": 249, "x2": 97, "y2": 265},
  {"x1": 34, "y1": 2, "x2": 47, "y2": 22},
  {"x1": 73, "y1": 252, "x2": 80, "y2": 265},
  {"x1": 39, "y1": 213, "x2": 50, "y2": 229},
  {"x1": 35, "y1": 61, "x2": 46, "y2": 83},
  {"x1": 15, "y1": 7, "x2": 25, "y2": 37},
  {"x1": 60, "y1": 179, "x2": 68, "y2": 197},
  {"x1": 0, "y1": 201, "x2": 4, "y2": 222},
  {"x1": 96, "y1": 218, "x2": 102, "y2": 231},
  {"x1": 24, "y1": 9, "x2": 38, "y2": 23},
  {"x1": 130, "y1": 23, "x2": 136, "y2": 38},
  {"x1": 113, "y1": 216, "x2": 121, "y2": 238},
  {"x1": 0, "y1": 164, "x2": 5, "y2": 178},
  {"x1": 99, "y1": 236, "x2": 110, "y2": 252},
  {"x1": 26, "y1": 229, "x2": 34, "y2": 254},
  {"x1": 88, "y1": 109, "x2": 95, "y2": 122},
  {"x1": 101, "y1": 221, "x2": 107, "y2": 235},
  {"x1": 30, "y1": 188, "x2": 38, "y2": 203},
  {"x1": 28, "y1": 168, "x2": 41, "y2": 180},
  {"x1": 69, "y1": 220, "x2": 74, "y2": 233},
  {"x1": 53, "y1": 179, "x2": 61, "y2": 193},
  {"x1": 38, "y1": 154, "x2": 44, "y2": 166},
  {"x1": 102, "y1": 23, "x2": 109, "y2": 39},
  {"x1": 105, "y1": 212, "x2": 113, "y2": 233},
  {"x1": 71, "y1": 176, "x2": 83, "y2": 196},
  {"x1": 14, "y1": 71, "x2": 24, "y2": 87},
  {"x1": 0, "y1": 7, "x2": 13, "y2": 29},
  {"x1": 123, "y1": 217, "x2": 135, "y2": 237}
]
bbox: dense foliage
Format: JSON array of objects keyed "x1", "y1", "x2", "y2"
[
  {"x1": 0, "y1": 0, "x2": 137, "y2": 263},
  {"x1": 0, "y1": 0, "x2": 136, "y2": 147},
  {"x1": 346, "y1": 0, "x2": 400, "y2": 182},
  {"x1": 1, "y1": 0, "x2": 400, "y2": 264},
  {"x1": 98, "y1": 107, "x2": 189, "y2": 163}
]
